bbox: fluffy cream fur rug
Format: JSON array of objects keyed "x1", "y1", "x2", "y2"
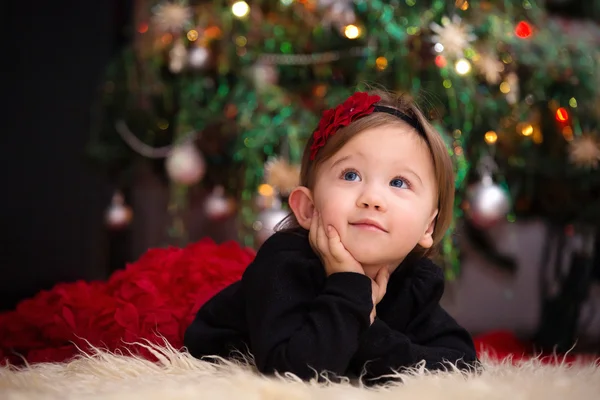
[{"x1": 1, "y1": 340, "x2": 599, "y2": 400}]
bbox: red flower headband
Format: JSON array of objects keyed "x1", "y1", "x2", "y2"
[{"x1": 309, "y1": 92, "x2": 381, "y2": 160}]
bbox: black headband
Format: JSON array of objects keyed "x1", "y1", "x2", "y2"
[{"x1": 372, "y1": 105, "x2": 427, "y2": 138}]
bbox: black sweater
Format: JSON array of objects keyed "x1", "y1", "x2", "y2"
[{"x1": 184, "y1": 230, "x2": 477, "y2": 382}]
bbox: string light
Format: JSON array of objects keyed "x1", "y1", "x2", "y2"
[
  {"x1": 187, "y1": 29, "x2": 199, "y2": 41},
  {"x1": 499, "y1": 81, "x2": 511, "y2": 94},
  {"x1": 232, "y1": 1, "x2": 250, "y2": 18},
  {"x1": 455, "y1": 59, "x2": 471, "y2": 75},
  {"x1": 375, "y1": 56, "x2": 388, "y2": 70},
  {"x1": 484, "y1": 131, "x2": 498, "y2": 144},
  {"x1": 515, "y1": 21, "x2": 533, "y2": 38},
  {"x1": 569, "y1": 97, "x2": 578, "y2": 108},
  {"x1": 562, "y1": 126, "x2": 574, "y2": 141},
  {"x1": 161, "y1": 34, "x2": 173, "y2": 45},
  {"x1": 455, "y1": 0, "x2": 469, "y2": 10},
  {"x1": 435, "y1": 55, "x2": 447, "y2": 68},
  {"x1": 258, "y1": 184, "x2": 274, "y2": 197},
  {"x1": 235, "y1": 36, "x2": 247, "y2": 47},
  {"x1": 344, "y1": 24, "x2": 360, "y2": 39},
  {"x1": 555, "y1": 107, "x2": 569, "y2": 122},
  {"x1": 520, "y1": 123, "x2": 534, "y2": 136},
  {"x1": 138, "y1": 22, "x2": 149, "y2": 34}
]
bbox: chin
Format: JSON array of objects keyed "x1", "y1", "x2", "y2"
[{"x1": 349, "y1": 248, "x2": 396, "y2": 267}]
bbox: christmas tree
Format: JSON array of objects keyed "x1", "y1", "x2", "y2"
[{"x1": 89, "y1": 0, "x2": 600, "y2": 279}]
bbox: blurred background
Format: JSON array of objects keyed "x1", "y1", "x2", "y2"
[{"x1": 3, "y1": 0, "x2": 600, "y2": 353}]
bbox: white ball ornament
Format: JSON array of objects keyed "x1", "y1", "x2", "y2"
[
  {"x1": 165, "y1": 142, "x2": 206, "y2": 185},
  {"x1": 465, "y1": 174, "x2": 511, "y2": 229}
]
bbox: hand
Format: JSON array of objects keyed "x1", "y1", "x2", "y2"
[
  {"x1": 370, "y1": 267, "x2": 390, "y2": 324},
  {"x1": 309, "y1": 211, "x2": 363, "y2": 277}
]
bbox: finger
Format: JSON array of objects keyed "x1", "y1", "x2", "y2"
[
  {"x1": 326, "y1": 225, "x2": 347, "y2": 262},
  {"x1": 316, "y1": 215, "x2": 330, "y2": 256},
  {"x1": 374, "y1": 268, "x2": 390, "y2": 303},
  {"x1": 371, "y1": 281, "x2": 378, "y2": 305}
]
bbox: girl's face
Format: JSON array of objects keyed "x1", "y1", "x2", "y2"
[{"x1": 311, "y1": 125, "x2": 439, "y2": 272}]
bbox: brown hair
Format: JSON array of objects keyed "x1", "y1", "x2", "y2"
[{"x1": 276, "y1": 90, "x2": 455, "y2": 259}]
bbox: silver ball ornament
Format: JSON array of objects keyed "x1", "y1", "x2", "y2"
[
  {"x1": 105, "y1": 191, "x2": 133, "y2": 230},
  {"x1": 465, "y1": 175, "x2": 511, "y2": 229},
  {"x1": 250, "y1": 62, "x2": 279, "y2": 90},
  {"x1": 165, "y1": 142, "x2": 206, "y2": 186},
  {"x1": 253, "y1": 207, "x2": 289, "y2": 246},
  {"x1": 205, "y1": 186, "x2": 235, "y2": 220},
  {"x1": 188, "y1": 46, "x2": 210, "y2": 69}
]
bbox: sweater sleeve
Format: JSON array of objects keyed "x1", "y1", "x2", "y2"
[
  {"x1": 242, "y1": 250, "x2": 373, "y2": 380},
  {"x1": 350, "y1": 262, "x2": 478, "y2": 381}
]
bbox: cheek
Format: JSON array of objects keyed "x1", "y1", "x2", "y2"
[{"x1": 315, "y1": 200, "x2": 349, "y2": 232}]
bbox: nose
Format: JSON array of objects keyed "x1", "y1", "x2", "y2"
[{"x1": 356, "y1": 184, "x2": 387, "y2": 212}]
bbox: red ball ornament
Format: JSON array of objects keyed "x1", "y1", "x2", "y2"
[{"x1": 515, "y1": 21, "x2": 533, "y2": 39}]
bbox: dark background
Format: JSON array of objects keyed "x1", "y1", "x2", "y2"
[
  {"x1": 2, "y1": 0, "x2": 132, "y2": 311},
  {"x1": 1, "y1": 0, "x2": 594, "y2": 311}
]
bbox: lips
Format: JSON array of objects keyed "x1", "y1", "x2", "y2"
[{"x1": 350, "y1": 219, "x2": 387, "y2": 232}]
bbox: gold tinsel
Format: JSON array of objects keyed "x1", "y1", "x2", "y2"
[
  {"x1": 473, "y1": 51, "x2": 504, "y2": 84},
  {"x1": 152, "y1": 2, "x2": 192, "y2": 33},
  {"x1": 429, "y1": 15, "x2": 477, "y2": 59},
  {"x1": 264, "y1": 158, "x2": 301, "y2": 196}
]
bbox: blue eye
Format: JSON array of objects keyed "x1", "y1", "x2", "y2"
[
  {"x1": 390, "y1": 178, "x2": 407, "y2": 188},
  {"x1": 342, "y1": 170, "x2": 360, "y2": 181}
]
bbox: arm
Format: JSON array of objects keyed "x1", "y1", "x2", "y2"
[
  {"x1": 243, "y1": 251, "x2": 373, "y2": 380},
  {"x1": 351, "y1": 307, "x2": 477, "y2": 381},
  {"x1": 350, "y1": 262, "x2": 478, "y2": 381}
]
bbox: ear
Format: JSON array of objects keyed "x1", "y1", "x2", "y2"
[
  {"x1": 418, "y1": 209, "x2": 438, "y2": 249},
  {"x1": 288, "y1": 186, "x2": 315, "y2": 230}
]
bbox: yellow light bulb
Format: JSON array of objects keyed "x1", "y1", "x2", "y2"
[
  {"x1": 375, "y1": 56, "x2": 388, "y2": 70},
  {"x1": 187, "y1": 30, "x2": 199, "y2": 42},
  {"x1": 258, "y1": 184, "x2": 274, "y2": 197},
  {"x1": 484, "y1": 131, "x2": 498, "y2": 144},
  {"x1": 500, "y1": 82, "x2": 511, "y2": 94},
  {"x1": 344, "y1": 24, "x2": 360, "y2": 39},
  {"x1": 455, "y1": 59, "x2": 471, "y2": 75},
  {"x1": 232, "y1": 1, "x2": 250, "y2": 18},
  {"x1": 521, "y1": 124, "x2": 533, "y2": 136}
]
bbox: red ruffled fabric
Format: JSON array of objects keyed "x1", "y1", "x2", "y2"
[
  {"x1": 0, "y1": 238, "x2": 255, "y2": 365},
  {"x1": 0, "y1": 238, "x2": 595, "y2": 366},
  {"x1": 474, "y1": 330, "x2": 598, "y2": 365}
]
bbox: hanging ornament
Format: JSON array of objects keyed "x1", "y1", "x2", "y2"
[
  {"x1": 568, "y1": 133, "x2": 600, "y2": 169},
  {"x1": 264, "y1": 157, "x2": 300, "y2": 198},
  {"x1": 465, "y1": 155, "x2": 511, "y2": 229},
  {"x1": 188, "y1": 45, "x2": 210, "y2": 69},
  {"x1": 254, "y1": 204, "x2": 289, "y2": 247},
  {"x1": 105, "y1": 191, "x2": 133, "y2": 230},
  {"x1": 152, "y1": 1, "x2": 192, "y2": 33},
  {"x1": 429, "y1": 15, "x2": 477, "y2": 59},
  {"x1": 250, "y1": 62, "x2": 279, "y2": 91},
  {"x1": 473, "y1": 51, "x2": 504, "y2": 84},
  {"x1": 165, "y1": 141, "x2": 206, "y2": 185},
  {"x1": 204, "y1": 186, "x2": 236, "y2": 220},
  {"x1": 169, "y1": 39, "x2": 187, "y2": 73}
]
